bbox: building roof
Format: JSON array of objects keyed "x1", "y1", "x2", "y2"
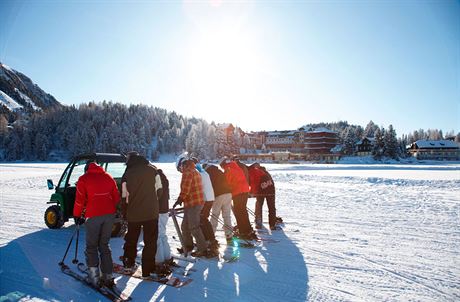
[
  {"x1": 267, "y1": 130, "x2": 297, "y2": 136},
  {"x1": 412, "y1": 140, "x2": 459, "y2": 149},
  {"x1": 307, "y1": 127, "x2": 336, "y2": 134},
  {"x1": 356, "y1": 137, "x2": 376, "y2": 145},
  {"x1": 266, "y1": 127, "x2": 336, "y2": 136},
  {"x1": 217, "y1": 123, "x2": 234, "y2": 129}
]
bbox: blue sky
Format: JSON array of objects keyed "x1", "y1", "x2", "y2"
[{"x1": 1, "y1": 0, "x2": 458, "y2": 136}]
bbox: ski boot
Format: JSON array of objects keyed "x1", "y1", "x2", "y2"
[
  {"x1": 87, "y1": 266, "x2": 100, "y2": 287},
  {"x1": 100, "y1": 273, "x2": 116, "y2": 288},
  {"x1": 120, "y1": 256, "x2": 137, "y2": 274},
  {"x1": 255, "y1": 218, "x2": 263, "y2": 229}
]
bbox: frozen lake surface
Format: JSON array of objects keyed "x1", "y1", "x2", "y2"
[{"x1": 0, "y1": 162, "x2": 459, "y2": 301}]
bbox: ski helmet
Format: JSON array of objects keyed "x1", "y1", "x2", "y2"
[{"x1": 176, "y1": 152, "x2": 189, "y2": 172}]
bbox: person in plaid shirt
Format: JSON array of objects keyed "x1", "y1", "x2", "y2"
[{"x1": 174, "y1": 158, "x2": 210, "y2": 258}]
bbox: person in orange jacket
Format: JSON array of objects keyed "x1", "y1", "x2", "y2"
[
  {"x1": 174, "y1": 158, "x2": 211, "y2": 258},
  {"x1": 73, "y1": 162, "x2": 120, "y2": 287},
  {"x1": 220, "y1": 157, "x2": 257, "y2": 240}
]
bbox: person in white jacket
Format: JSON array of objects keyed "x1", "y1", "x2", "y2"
[
  {"x1": 203, "y1": 163, "x2": 234, "y2": 243},
  {"x1": 192, "y1": 158, "x2": 219, "y2": 254},
  {"x1": 154, "y1": 169, "x2": 172, "y2": 274}
]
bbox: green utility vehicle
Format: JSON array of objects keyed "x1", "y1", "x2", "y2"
[{"x1": 45, "y1": 153, "x2": 126, "y2": 237}]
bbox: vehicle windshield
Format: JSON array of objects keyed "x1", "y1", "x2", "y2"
[
  {"x1": 61, "y1": 160, "x2": 126, "y2": 188},
  {"x1": 68, "y1": 160, "x2": 87, "y2": 186},
  {"x1": 105, "y1": 162, "x2": 126, "y2": 179}
]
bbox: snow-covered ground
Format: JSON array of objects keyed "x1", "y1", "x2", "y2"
[{"x1": 0, "y1": 162, "x2": 459, "y2": 301}]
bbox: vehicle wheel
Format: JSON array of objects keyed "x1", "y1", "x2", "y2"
[
  {"x1": 44, "y1": 205, "x2": 64, "y2": 229},
  {"x1": 111, "y1": 222, "x2": 122, "y2": 237}
]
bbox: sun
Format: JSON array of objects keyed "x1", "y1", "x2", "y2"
[{"x1": 182, "y1": 2, "x2": 263, "y2": 110}]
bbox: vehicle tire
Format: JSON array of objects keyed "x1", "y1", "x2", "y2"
[
  {"x1": 44, "y1": 205, "x2": 64, "y2": 229},
  {"x1": 111, "y1": 221, "x2": 122, "y2": 237}
]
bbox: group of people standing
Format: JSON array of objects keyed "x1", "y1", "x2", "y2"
[{"x1": 72, "y1": 152, "x2": 277, "y2": 288}]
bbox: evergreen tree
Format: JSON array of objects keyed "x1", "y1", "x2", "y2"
[
  {"x1": 343, "y1": 126, "x2": 358, "y2": 155},
  {"x1": 372, "y1": 127, "x2": 385, "y2": 159},
  {"x1": 383, "y1": 124, "x2": 399, "y2": 159},
  {"x1": 215, "y1": 126, "x2": 228, "y2": 157},
  {"x1": 363, "y1": 120, "x2": 378, "y2": 138},
  {"x1": 22, "y1": 130, "x2": 33, "y2": 160}
]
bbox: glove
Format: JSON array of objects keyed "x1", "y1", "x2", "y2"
[
  {"x1": 74, "y1": 217, "x2": 86, "y2": 225},
  {"x1": 173, "y1": 198, "x2": 183, "y2": 208}
]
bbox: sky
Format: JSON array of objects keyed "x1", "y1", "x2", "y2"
[{"x1": 0, "y1": 0, "x2": 459, "y2": 136}]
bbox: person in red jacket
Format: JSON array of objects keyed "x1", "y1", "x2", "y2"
[
  {"x1": 248, "y1": 163, "x2": 277, "y2": 230},
  {"x1": 220, "y1": 157, "x2": 257, "y2": 240},
  {"x1": 73, "y1": 162, "x2": 120, "y2": 287}
]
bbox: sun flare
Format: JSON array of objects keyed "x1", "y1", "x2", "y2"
[
  {"x1": 186, "y1": 27, "x2": 260, "y2": 105},
  {"x1": 181, "y1": 1, "x2": 265, "y2": 110}
]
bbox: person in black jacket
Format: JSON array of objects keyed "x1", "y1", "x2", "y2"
[
  {"x1": 203, "y1": 164, "x2": 234, "y2": 243},
  {"x1": 120, "y1": 152, "x2": 163, "y2": 278}
]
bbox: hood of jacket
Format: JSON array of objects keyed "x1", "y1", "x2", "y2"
[
  {"x1": 126, "y1": 154, "x2": 149, "y2": 168},
  {"x1": 86, "y1": 162, "x2": 105, "y2": 174}
]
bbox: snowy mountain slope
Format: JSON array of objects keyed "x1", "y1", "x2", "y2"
[
  {"x1": 14, "y1": 88, "x2": 41, "y2": 111},
  {"x1": 0, "y1": 90, "x2": 23, "y2": 111},
  {"x1": 0, "y1": 63, "x2": 61, "y2": 112},
  {"x1": 0, "y1": 163, "x2": 459, "y2": 301}
]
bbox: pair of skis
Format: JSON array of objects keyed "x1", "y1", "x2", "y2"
[
  {"x1": 60, "y1": 263, "x2": 130, "y2": 302},
  {"x1": 112, "y1": 262, "x2": 192, "y2": 288},
  {"x1": 58, "y1": 223, "x2": 130, "y2": 302},
  {"x1": 170, "y1": 207, "x2": 278, "y2": 264}
]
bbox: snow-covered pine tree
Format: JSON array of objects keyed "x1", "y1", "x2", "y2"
[
  {"x1": 206, "y1": 124, "x2": 217, "y2": 159},
  {"x1": 342, "y1": 126, "x2": 359, "y2": 155},
  {"x1": 383, "y1": 124, "x2": 398, "y2": 159},
  {"x1": 214, "y1": 126, "x2": 228, "y2": 158},
  {"x1": 372, "y1": 127, "x2": 385, "y2": 159},
  {"x1": 363, "y1": 120, "x2": 378, "y2": 138}
]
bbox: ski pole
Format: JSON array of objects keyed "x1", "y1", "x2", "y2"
[
  {"x1": 209, "y1": 212, "x2": 253, "y2": 245},
  {"x1": 246, "y1": 206, "x2": 256, "y2": 218},
  {"x1": 209, "y1": 212, "x2": 234, "y2": 234},
  {"x1": 72, "y1": 223, "x2": 81, "y2": 264},
  {"x1": 59, "y1": 226, "x2": 78, "y2": 266}
]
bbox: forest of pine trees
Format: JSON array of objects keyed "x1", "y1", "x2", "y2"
[
  {"x1": 0, "y1": 102, "x2": 249, "y2": 161},
  {"x1": 0, "y1": 102, "x2": 458, "y2": 161}
]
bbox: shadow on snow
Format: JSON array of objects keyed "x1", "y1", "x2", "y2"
[{"x1": 0, "y1": 223, "x2": 308, "y2": 302}]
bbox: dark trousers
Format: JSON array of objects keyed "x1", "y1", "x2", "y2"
[
  {"x1": 85, "y1": 213, "x2": 115, "y2": 274},
  {"x1": 232, "y1": 192, "x2": 252, "y2": 235},
  {"x1": 200, "y1": 202, "x2": 216, "y2": 242},
  {"x1": 255, "y1": 195, "x2": 276, "y2": 227},
  {"x1": 182, "y1": 205, "x2": 207, "y2": 252},
  {"x1": 123, "y1": 219, "x2": 158, "y2": 276}
]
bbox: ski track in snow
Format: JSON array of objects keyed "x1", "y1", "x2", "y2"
[
  {"x1": 0, "y1": 163, "x2": 459, "y2": 301},
  {"x1": 273, "y1": 167, "x2": 460, "y2": 302}
]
